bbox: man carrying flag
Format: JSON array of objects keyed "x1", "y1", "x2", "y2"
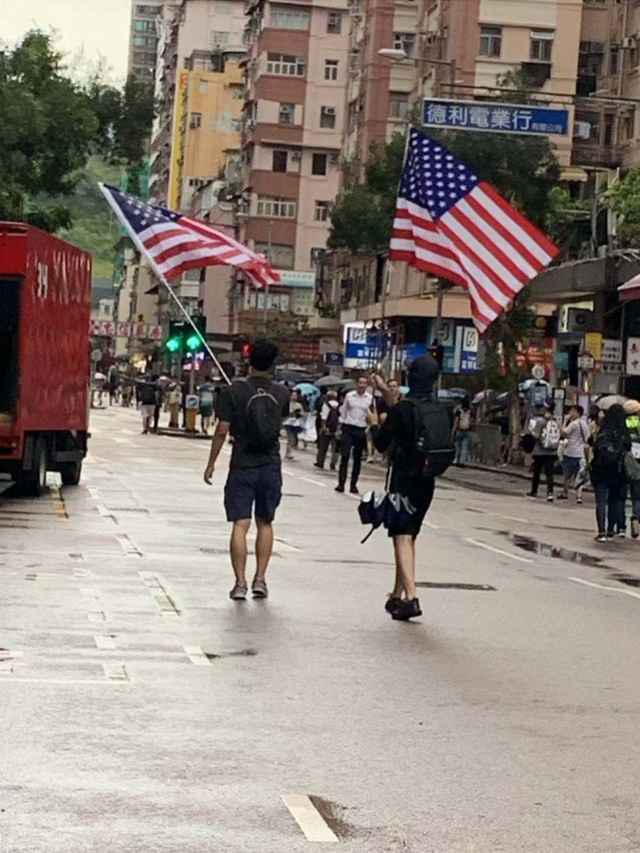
[{"x1": 389, "y1": 128, "x2": 559, "y2": 333}]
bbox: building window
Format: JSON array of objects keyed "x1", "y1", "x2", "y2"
[
  {"x1": 190, "y1": 112, "x2": 202, "y2": 129},
  {"x1": 389, "y1": 93, "x2": 409, "y2": 119},
  {"x1": 278, "y1": 102, "x2": 295, "y2": 124},
  {"x1": 136, "y1": 4, "x2": 160, "y2": 15},
  {"x1": 393, "y1": 32, "x2": 415, "y2": 58},
  {"x1": 211, "y1": 31, "x2": 230, "y2": 46},
  {"x1": 312, "y1": 153, "x2": 328, "y2": 176},
  {"x1": 314, "y1": 201, "x2": 331, "y2": 222},
  {"x1": 255, "y1": 243, "x2": 294, "y2": 269},
  {"x1": 257, "y1": 197, "x2": 297, "y2": 218},
  {"x1": 479, "y1": 25, "x2": 502, "y2": 58},
  {"x1": 267, "y1": 53, "x2": 305, "y2": 76},
  {"x1": 320, "y1": 106, "x2": 336, "y2": 129},
  {"x1": 271, "y1": 6, "x2": 310, "y2": 30},
  {"x1": 134, "y1": 19, "x2": 155, "y2": 31},
  {"x1": 530, "y1": 30, "x2": 554, "y2": 62},
  {"x1": 133, "y1": 35, "x2": 156, "y2": 48},
  {"x1": 327, "y1": 11, "x2": 342, "y2": 33},
  {"x1": 273, "y1": 149, "x2": 288, "y2": 172},
  {"x1": 324, "y1": 59, "x2": 339, "y2": 81},
  {"x1": 610, "y1": 47, "x2": 619, "y2": 75},
  {"x1": 622, "y1": 113, "x2": 635, "y2": 142},
  {"x1": 199, "y1": 79, "x2": 208, "y2": 93}
]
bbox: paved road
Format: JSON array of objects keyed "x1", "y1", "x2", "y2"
[{"x1": 2, "y1": 405, "x2": 640, "y2": 852}]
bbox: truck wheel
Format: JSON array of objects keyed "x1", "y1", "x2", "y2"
[
  {"x1": 18, "y1": 439, "x2": 47, "y2": 497},
  {"x1": 60, "y1": 460, "x2": 82, "y2": 486}
]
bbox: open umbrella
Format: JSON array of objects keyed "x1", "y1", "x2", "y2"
[
  {"x1": 619, "y1": 273, "x2": 640, "y2": 303},
  {"x1": 294, "y1": 382, "x2": 320, "y2": 406},
  {"x1": 315, "y1": 375, "x2": 346, "y2": 389},
  {"x1": 595, "y1": 394, "x2": 628, "y2": 410}
]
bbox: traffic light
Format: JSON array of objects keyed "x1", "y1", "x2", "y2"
[
  {"x1": 241, "y1": 342, "x2": 252, "y2": 360},
  {"x1": 165, "y1": 335, "x2": 181, "y2": 353},
  {"x1": 185, "y1": 333, "x2": 201, "y2": 352},
  {"x1": 164, "y1": 317, "x2": 207, "y2": 355}
]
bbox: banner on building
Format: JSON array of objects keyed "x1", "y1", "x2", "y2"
[
  {"x1": 90, "y1": 320, "x2": 162, "y2": 340},
  {"x1": 627, "y1": 338, "x2": 640, "y2": 376},
  {"x1": 422, "y1": 99, "x2": 569, "y2": 137}
]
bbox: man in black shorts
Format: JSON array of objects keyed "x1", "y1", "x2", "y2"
[
  {"x1": 204, "y1": 340, "x2": 289, "y2": 600},
  {"x1": 374, "y1": 354, "x2": 444, "y2": 621}
]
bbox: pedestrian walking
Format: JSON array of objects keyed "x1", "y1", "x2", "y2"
[
  {"x1": 203, "y1": 340, "x2": 289, "y2": 601},
  {"x1": 138, "y1": 376, "x2": 158, "y2": 434},
  {"x1": 590, "y1": 404, "x2": 630, "y2": 542},
  {"x1": 314, "y1": 391, "x2": 326, "y2": 443},
  {"x1": 526, "y1": 403, "x2": 560, "y2": 501},
  {"x1": 152, "y1": 378, "x2": 163, "y2": 432},
  {"x1": 374, "y1": 354, "x2": 452, "y2": 621},
  {"x1": 283, "y1": 389, "x2": 304, "y2": 460},
  {"x1": 314, "y1": 390, "x2": 340, "y2": 470},
  {"x1": 624, "y1": 399, "x2": 640, "y2": 539},
  {"x1": 453, "y1": 398, "x2": 473, "y2": 465},
  {"x1": 559, "y1": 405, "x2": 588, "y2": 503},
  {"x1": 335, "y1": 376, "x2": 372, "y2": 494},
  {"x1": 167, "y1": 383, "x2": 182, "y2": 428},
  {"x1": 198, "y1": 378, "x2": 215, "y2": 434}
]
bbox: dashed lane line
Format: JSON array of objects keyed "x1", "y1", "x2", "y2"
[
  {"x1": 569, "y1": 576, "x2": 640, "y2": 601},
  {"x1": 282, "y1": 794, "x2": 338, "y2": 844},
  {"x1": 183, "y1": 645, "x2": 210, "y2": 666},
  {"x1": 94, "y1": 635, "x2": 117, "y2": 650},
  {"x1": 465, "y1": 537, "x2": 533, "y2": 564},
  {"x1": 296, "y1": 476, "x2": 328, "y2": 488}
]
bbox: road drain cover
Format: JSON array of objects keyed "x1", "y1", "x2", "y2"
[
  {"x1": 509, "y1": 534, "x2": 607, "y2": 568},
  {"x1": 416, "y1": 582, "x2": 496, "y2": 591}
]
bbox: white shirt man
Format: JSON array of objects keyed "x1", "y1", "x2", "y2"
[{"x1": 336, "y1": 377, "x2": 372, "y2": 494}]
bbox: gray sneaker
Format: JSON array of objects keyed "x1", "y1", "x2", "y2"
[
  {"x1": 252, "y1": 578, "x2": 268, "y2": 599},
  {"x1": 229, "y1": 583, "x2": 248, "y2": 601}
]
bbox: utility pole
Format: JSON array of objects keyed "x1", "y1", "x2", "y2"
[{"x1": 263, "y1": 219, "x2": 272, "y2": 333}]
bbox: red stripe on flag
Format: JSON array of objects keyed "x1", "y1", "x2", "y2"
[
  {"x1": 464, "y1": 193, "x2": 542, "y2": 274},
  {"x1": 448, "y1": 206, "x2": 529, "y2": 286},
  {"x1": 479, "y1": 183, "x2": 559, "y2": 259},
  {"x1": 142, "y1": 228, "x2": 196, "y2": 251}
]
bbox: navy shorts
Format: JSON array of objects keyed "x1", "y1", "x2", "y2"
[
  {"x1": 224, "y1": 463, "x2": 282, "y2": 523},
  {"x1": 387, "y1": 476, "x2": 435, "y2": 538}
]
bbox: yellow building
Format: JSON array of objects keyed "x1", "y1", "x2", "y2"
[{"x1": 168, "y1": 58, "x2": 244, "y2": 211}]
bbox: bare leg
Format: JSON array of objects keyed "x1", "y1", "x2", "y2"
[
  {"x1": 393, "y1": 535, "x2": 416, "y2": 600},
  {"x1": 254, "y1": 518, "x2": 274, "y2": 580},
  {"x1": 230, "y1": 519, "x2": 250, "y2": 586}
]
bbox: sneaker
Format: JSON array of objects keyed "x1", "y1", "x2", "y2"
[
  {"x1": 313, "y1": 463, "x2": 324, "y2": 469},
  {"x1": 631, "y1": 518, "x2": 640, "y2": 539},
  {"x1": 229, "y1": 583, "x2": 248, "y2": 601},
  {"x1": 595, "y1": 534, "x2": 607, "y2": 543},
  {"x1": 391, "y1": 598, "x2": 422, "y2": 621},
  {"x1": 576, "y1": 497, "x2": 583, "y2": 505},
  {"x1": 385, "y1": 596, "x2": 403, "y2": 615},
  {"x1": 350, "y1": 486, "x2": 359, "y2": 495},
  {"x1": 546, "y1": 494, "x2": 554, "y2": 502},
  {"x1": 252, "y1": 578, "x2": 268, "y2": 599},
  {"x1": 335, "y1": 485, "x2": 344, "y2": 493},
  {"x1": 618, "y1": 531, "x2": 626, "y2": 539},
  {"x1": 606, "y1": 532, "x2": 615, "y2": 541},
  {"x1": 557, "y1": 494, "x2": 568, "y2": 501}
]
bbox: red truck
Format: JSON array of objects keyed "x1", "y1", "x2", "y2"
[{"x1": 0, "y1": 222, "x2": 92, "y2": 496}]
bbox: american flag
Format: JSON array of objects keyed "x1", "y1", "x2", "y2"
[
  {"x1": 389, "y1": 129, "x2": 558, "y2": 333},
  {"x1": 100, "y1": 184, "x2": 279, "y2": 288}
]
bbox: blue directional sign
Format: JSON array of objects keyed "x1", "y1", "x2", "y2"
[{"x1": 422, "y1": 99, "x2": 569, "y2": 137}]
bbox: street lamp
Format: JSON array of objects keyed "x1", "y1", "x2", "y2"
[{"x1": 378, "y1": 48, "x2": 457, "y2": 93}]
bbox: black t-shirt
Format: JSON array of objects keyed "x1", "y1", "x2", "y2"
[{"x1": 217, "y1": 376, "x2": 290, "y2": 469}]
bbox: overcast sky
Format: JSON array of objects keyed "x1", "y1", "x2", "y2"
[{"x1": 3, "y1": 0, "x2": 131, "y2": 81}]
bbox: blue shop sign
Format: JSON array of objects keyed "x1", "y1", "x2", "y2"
[{"x1": 423, "y1": 99, "x2": 569, "y2": 137}]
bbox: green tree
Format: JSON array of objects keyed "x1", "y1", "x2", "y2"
[
  {"x1": 607, "y1": 168, "x2": 640, "y2": 247},
  {"x1": 0, "y1": 30, "x2": 155, "y2": 230}
]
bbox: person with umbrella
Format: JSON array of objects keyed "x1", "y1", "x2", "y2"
[{"x1": 590, "y1": 404, "x2": 631, "y2": 542}]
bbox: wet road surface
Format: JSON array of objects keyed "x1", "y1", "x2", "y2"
[{"x1": 2, "y1": 406, "x2": 640, "y2": 852}]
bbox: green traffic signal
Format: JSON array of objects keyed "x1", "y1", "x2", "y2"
[
  {"x1": 165, "y1": 336, "x2": 181, "y2": 353},
  {"x1": 186, "y1": 334, "x2": 201, "y2": 352}
]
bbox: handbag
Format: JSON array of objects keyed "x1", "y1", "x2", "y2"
[
  {"x1": 357, "y1": 463, "x2": 417, "y2": 543},
  {"x1": 624, "y1": 452, "x2": 640, "y2": 482}
]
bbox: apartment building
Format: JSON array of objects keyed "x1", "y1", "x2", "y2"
[
  {"x1": 128, "y1": 1, "x2": 165, "y2": 82},
  {"x1": 149, "y1": 0, "x2": 245, "y2": 208}
]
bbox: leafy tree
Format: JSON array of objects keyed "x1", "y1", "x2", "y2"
[
  {"x1": 0, "y1": 30, "x2": 154, "y2": 230},
  {"x1": 607, "y1": 168, "x2": 640, "y2": 247}
]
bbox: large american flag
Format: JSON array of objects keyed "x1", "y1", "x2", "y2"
[
  {"x1": 100, "y1": 184, "x2": 279, "y2": 288},
  {"x1": 389, "y1": 129, "x2": 558, "y2": 333}
]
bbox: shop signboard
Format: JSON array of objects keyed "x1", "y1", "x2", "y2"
[
  {"x1": 584, "y1": 332, "x2": 603, "y2": 362},
  {"x1": 627, "y1": 338, "x2": 640, "y2": 376},
  {"x1": 459, "y1": 326, "x2": 479, "y2": 373},
  {"x1": 423, "y1": 99, "x2": 569, "y2": 137},
  {"x1": 602, "y1": 339, "x2": 623, "y2": 364}
]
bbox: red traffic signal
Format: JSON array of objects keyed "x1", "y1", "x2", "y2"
[{"x1": 241, "y1": 342, "x2": 252, "y2": 360}]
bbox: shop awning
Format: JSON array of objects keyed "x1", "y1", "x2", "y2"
[{"x1": 619, "y1": 273, "x2": 640, "y2": 303}]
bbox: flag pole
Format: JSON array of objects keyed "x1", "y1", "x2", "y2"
[{"x1": 99, "y1": 183, "x2": 231, "y2": 386}]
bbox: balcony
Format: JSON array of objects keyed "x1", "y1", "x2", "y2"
[{"x1": 572, "y1": 140, "x2": 623, "y2": 169}]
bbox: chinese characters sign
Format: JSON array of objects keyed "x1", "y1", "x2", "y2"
[
  {"x1": 422, "y1": 99, "x2": 569, "y2": 137},
  {"x1": 90, "y1": 320, "x2": 162, "y2": 340}
]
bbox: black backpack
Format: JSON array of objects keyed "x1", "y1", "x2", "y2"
[
  {"x1": 406, "y1": 398, "x2": 455, "y2": 477},
  {"x1": 325, "y1": 404, "x2": 340, "y2": 433},
  {"x1": 243, "y1": 381, "x2": 282, "y2": 453},
  {"x1": 594, "y1": 430, "x2": 626, "y2": 471}
]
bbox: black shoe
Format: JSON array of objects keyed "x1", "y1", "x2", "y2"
[
  {"x1": 606, "y1": 531, "x2": 615, "y2": 540},
  {"x1": 314, "y1": 463, "x2": 324, "y2": 469},
  {"x1": 350, "y1": 486, "x2": 359, "y2": 495},
  {"x1": 335, "y1": 485, "x2": 344, "y2": 493},
  {"x1": 385, "y1": 596, "x2": 403, "y2": 615},
  {"x1": 391, "y1": 598, "x2": 422, "y2": 621}
]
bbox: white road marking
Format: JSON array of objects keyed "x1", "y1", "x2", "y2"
[
  {"x1": 465, "y1": 537, "x2": 533, "y2": 563},
  {"x1": 183, "y1": 644, "x2": 210, "y2": 666},
  {"x1": 282, "y1": 795, "x2": 338, "y2": 843},
  {"x1": 88, "y1": 611, "x2": 107, "y2": 623},
  {"x1": 94, "y1": 635, "x2": 117, "y2": 650},
  {"x1": 103, "y1": 663, "x2": 129, "y2": 681},
  {"x1": 425, "y1": 520, "x2": 441, "y2": 530},
  {"x1": 569, "y1": 576, "x2": 640, "y2": 601},
  {"x1": 274, "y1": 538, "x2": 301, "y2": 552}
]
